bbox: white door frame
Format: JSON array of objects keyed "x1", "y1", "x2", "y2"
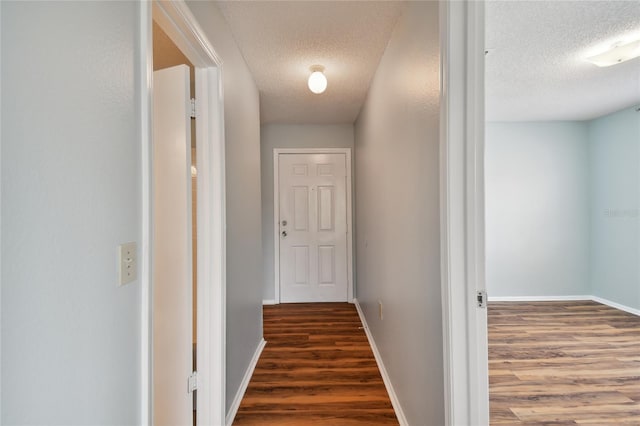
[
  {"x1": 139, "y1": 2, "x2": 227, "y2": 425},
  {"x1": 273, "y1": 148, "x2": 354, "y2": 304},
  {"x1": 439, "y1": 1, "x2": 489, "y2": 425}
]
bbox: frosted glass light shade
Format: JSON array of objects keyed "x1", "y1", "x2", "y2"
[
  {"x1": 585, "y1": 39, "x2": 640, "y2": 67},
  {"x1": 308, "y1": 71, "x2": 327, "y2": 94}
]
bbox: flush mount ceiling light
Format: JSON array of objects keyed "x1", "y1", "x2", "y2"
[
  {"x1": 307, "y1": 66, "x2": 327, "y2": 94},
  {"x1": 585, "y1": 38, "x2": 640, "y2": 67}
]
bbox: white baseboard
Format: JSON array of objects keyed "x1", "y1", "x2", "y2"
[
  {"x1": 353, "y1": 299, "x2": 408, "y2": 426},
  {"x1": 488, "y1": 295, "x2": 591, "y2": 302},
  {"x1": 591, "y1": 295, "x2": 640, "y2": 317},
  {"x1": 488, "y1": 294, "x2": 640, "y2": 317},
  {"x1": 262, "y1": 299, "x2": 277, "y2": 305},
  {"x1": 225, "y1": 338, "x2": 266, "y2": 426}
]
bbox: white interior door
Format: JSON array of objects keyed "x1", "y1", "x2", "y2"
[
  {"x1": 152, "y1": 64, "x2": 193, "y2": 426},
  {"x1": 278, "y1": 153, "x2": 349, "y2": 302}
]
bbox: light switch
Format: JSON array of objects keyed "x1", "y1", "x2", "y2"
[{"x1": 118, "y1": 242, "x2": 137, "y2": 286}]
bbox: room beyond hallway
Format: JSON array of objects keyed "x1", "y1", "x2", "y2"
[{"x1": 233, "y1": 303, "x2": 398, "y2": 425}]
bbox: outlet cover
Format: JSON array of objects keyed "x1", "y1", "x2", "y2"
[{"x1": 118, "y1": 242, "x2": 137, "y2": 286}]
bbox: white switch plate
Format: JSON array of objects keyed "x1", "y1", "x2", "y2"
[{"x1": 118, "y1": 242, "x2": 137, "y2": 286}]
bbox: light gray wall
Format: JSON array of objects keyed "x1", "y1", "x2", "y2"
[
  {"x1": 589, "y1": 106, "x2": 640, "y2": 310},
  {"x1": 187, "y1": 1, "x2": 264, "y2": 413},
  {"x1": 353, "y1": 2, "x2": 443, "y2": 424},
  {"x1": 485, "y1": 122, "x2": 590, "y2": 297},
  {"x1": 1, "y1": 2, "x2": 141, "y2": 424},
  {"x1": 260, "y1": 124, "x2": 354, "y2": 301}
]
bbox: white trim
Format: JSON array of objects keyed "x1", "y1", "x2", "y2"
[
  {"x1": 0, "y1": 1, "x2": 4, "y2": 420},
  {"x1": 194, "y1": 64, "x2": 227, "y2": 426},
  {"x1": 144, "y1": 2, "x2": 227, "y2": 425},
  {"x1": 272, "y1": 152, "x2": 281, "y2": 303},
  {"x1": 353, "y1": 299, "x2": 407, "y2": 426},
  {"x1": 439, "y1": 2, "x2": 467, "y2": 422},
  {"x1": 262, "y1": 299, "x2": 277, "y2": 305},
  {"x1": 273, "y1": 148, "x2": 354, "y2": 303},
  {"x1": 466, "y1": 4, "x2": 489, "y2": 424},
  {"x1": 590, "y1": 296, "x2": 640, "y2": 316},
  {"x1": 488, "y1": 295, "x2": 592, "y2": 302},
  {"x1": 225, "y1": 339, "x2": 267, "y2": 426},
  {"x1": 487, "y1": 295, "x2": 640, "y2": 316},
  {"x1": 152, "y1": 0, "x2": 222, "y2": 67},
  {"x1": 138, "y1": 2, "x2": 153, "y2": 424},
  {"x1": 0, "y1": 6, "x2": 2, "y2": 420},
  {"x1": 439, "y1": 1, "x2": 489, "y2": 425}
]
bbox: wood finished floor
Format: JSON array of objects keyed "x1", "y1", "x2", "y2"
[
  {"x1": 233, "y1": 303, "x2": 398, "y2": 425},
  {"x1": 489, "y1": 301, "x2": 640, "y2": 425}
]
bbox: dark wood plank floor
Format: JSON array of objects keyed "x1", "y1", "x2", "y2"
[
  {"x1": 233, "y1": 303, "x2": 399, "y2": 425},
  {"x1": 489, "y1": 301, "x2": 640, "y2": 425}
]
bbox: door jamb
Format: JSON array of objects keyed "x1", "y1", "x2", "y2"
[
  {"x1": 439, "y1": 1, "x2": 489, "y2": 425},
  {"x1": 140, "y1": 2, "x2": 227, "y2": 425},
  {"x1": 273, "y1": 148, "x2": 354, "y2": 304}
]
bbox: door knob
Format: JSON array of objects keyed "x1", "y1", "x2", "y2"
[
  {"x1": 282, "y1": 220, "x2": 288, "y2": 226},
  {"x1": 282, "y1": 230, "x2": 287, "y2": 237}
]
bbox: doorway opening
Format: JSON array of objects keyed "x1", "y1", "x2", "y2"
[
  {"x1": 141, "y1": 1, "x2": 227, "y2": 425},
  {"x1": 483, "y1": 2, "x2": 640, "y2": 424},
  {"x1": 152, "y1": 22, "x2": 199, "y2": 372},
  {"x1": 152, "y1": 19, "x2": 198, "y2": 426}
]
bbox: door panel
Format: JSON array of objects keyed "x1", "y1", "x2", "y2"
[
  {"x1": 318, "y1": 246, "x2": 335, "y2": 284},
  {"x1": 152, "y1": 64, "x2": 193, "y2": 426},
  {"x1": 318, "y1": 186, "x2": 335, "y2": 231},
  {"x1": 293, "y1": 187, "x2": 309, "y2": 230},
  {"x1": 278, "y1": 153, "x2": 348, "y2": 302}
]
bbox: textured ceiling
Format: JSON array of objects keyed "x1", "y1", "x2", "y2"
[
  {"x1": 216, "y1": 1, "x2": 406, "y2": 124},
  {"x1": 217, "y1": 1, "x2": 640, "y2": 123},
  {"x1": 486, "y1": 1, "x2": 640, "y2": 122}
]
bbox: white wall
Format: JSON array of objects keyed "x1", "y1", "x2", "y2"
[
  {"x1": 1, "y1": 2, "x2": 141, "y2": 424},
  {"x1": 485, "y1": 122, "x2": 590, "y2": 298},
  {"x1": 354, "y1": 2, "x2": 443, "y2": 424},
  {"x1": 260, "y1": 124, "x2": 354, "y2": 301},
  {"x1": 187, "y1": 1, "x2": 264, "y2": 414},
  {"x1": 589, "y1": 106, "x2": 640, "y2": 310}
]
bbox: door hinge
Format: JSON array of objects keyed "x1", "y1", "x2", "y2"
[
  {"x1": 190, "y1": 98, "x2": 196, "y2": 119},
  {"x1": 188, "y1": 371, "x2": 198, "y2": 393},
  {"x1": 477, "y1": 290, "x2": 487, "y2": 308}
]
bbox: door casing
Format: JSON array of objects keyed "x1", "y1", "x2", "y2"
[
  {"x1": 273, "y1": 148, "x2": 354, "y2": 304},
  {"x1": 439, "y1": 1, "x2": 489, "y2": 425},
  {"x1": 140, "y1": 2, "x2": 227, "y2": 425}
]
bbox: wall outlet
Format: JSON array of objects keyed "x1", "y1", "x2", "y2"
[
  {"x1": 378, "y1": 300, "x2": 383, "y2": 320},
  {"x1": 118, "y1": 242, "x2": 137, "y2": 286}
]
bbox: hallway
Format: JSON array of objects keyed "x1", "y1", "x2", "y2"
[{"x1": 233, "y1": 303, "x2": 398, "y2": 425}]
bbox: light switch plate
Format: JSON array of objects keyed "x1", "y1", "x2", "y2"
[{"x1": 118, "y1": 242, "x2": 137, "y2": 286}]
